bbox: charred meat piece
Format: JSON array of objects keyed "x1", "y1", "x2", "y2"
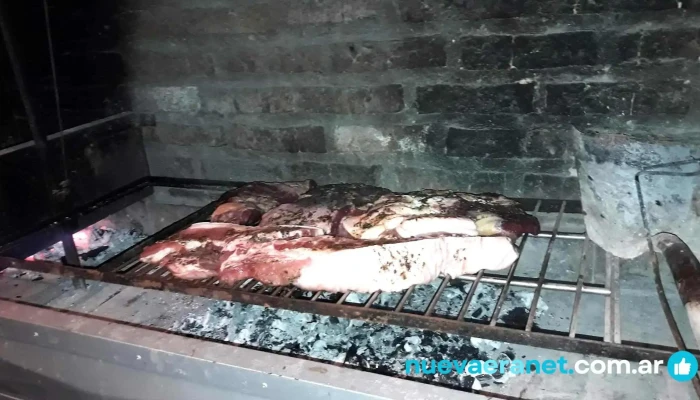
[
  {"x1": 164, "y1": 243, "x2": 223, "y2": 280},
  {"x1": 340, "y1": 190, "x2": 540, "y2": 240},
  {"x1": 139, "y1": 222, "x2": 242, "y2": 264},
  {"x1": 211, "y1": 180, "x2": 317, "y2": 224},
  {"x1": 219, "y1": 235, "x2": 517, "y2": 293},
  {"x1": 139, "y1": 222, "x2": 324, "y2": 280},
  {"x1": 260, "y1": 183, "x2": 392, "y2": 234}
]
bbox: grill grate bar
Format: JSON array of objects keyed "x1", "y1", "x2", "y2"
[
  {"x1": 127, "y1": 262, "x2": 156, "y2": 278},
  {"x1": 456, "y1": 275, "x2": 609, "y2": 295},
  {"x1": 117, "y1": 258, "x2": 141, "y2": 273},
  {"x1": 489, "y1": 235, "x2": 530, "y2": 325},
  {"x1": 424, "y1": 277, "x2": 450, "y2": 316},
  {"x1": 612, "y1": 255, "x2": 622, "y2": 344},
  {"x1": 488, "y1": 201, "x2": 541, "y2": 326},
  {"x1": 525, "y1": 201, "x2": 566, "y2": 332},
  {"x1": 239, "y1": 279, "x2": 255, "y2": 290},
  {"x1": 569, "y1": 237, "x2": 590, "y2": 338},
  {"x1": 457, "y1": 269, "x2": 485, "y2": 321},
  {"x1": 394, "y1": 286, "x2": 415, "y2": 313},
  {"x1": 336, "y1": 292, "x2": 351, "y2": 305},
  {"x1": 605, "y1": 253, "x2": 622, "y2": 344},
  {"x1": 535, "y1": 232, "x2": 585, "y2": 240},
  {"x1": 604, "y1": 252, "x2": 613, "y2": 343},
  {"x1": 124, "y1": 261, "x2": 150, "y2": 277},
  {"x1": 364, "y1": 291, "x2": 381, "y2": 308}
]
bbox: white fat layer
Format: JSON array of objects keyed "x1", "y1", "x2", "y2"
[
  {"x1": 184, "y1": 241, "x2": 203, "y2": 250},
  {"x1": 188, "y1": 222, "x2": 243, "y2": 229},
  {"x1": 143, "y1": 247, "x2": 176, "y2": 263},
  {"x1": 294, "y1": 236, "x2": 517, "y2": 293},
  {"x1": 395, "y1": 217, "x2": 478, "y2": 238},
  {"x1": 169, "y1": 263, "x2": 217, "y2": 279}
]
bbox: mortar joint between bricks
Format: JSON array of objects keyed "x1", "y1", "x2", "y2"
[
  {"x1": 444, "y1": 37, "x2": 462, "y2": 69},
  {"x1": 533, "y1": 80, "x2": 546, "y2": 114},
  {"x1": 401, "y1": 84, "x2": 419, "y2": 118}
]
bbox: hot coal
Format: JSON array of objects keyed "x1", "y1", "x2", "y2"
[
  {"x1": 30, "y1": 220, "x2": 147, "y2": 267},
  {"x1": 172, "y1": 284, "x2": 550, "y2": 390}
]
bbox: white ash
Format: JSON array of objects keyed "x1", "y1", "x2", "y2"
[
  {"x1": 2, "y1": 268, "x2": 43, "y2": 281},
  {"x1": 173, "y1": 282, "x2": 550, "y2": 390}
]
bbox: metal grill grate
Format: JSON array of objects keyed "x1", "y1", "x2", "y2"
[{"x1": 0, "y1": 181, "x2": 692, "y2": 363}]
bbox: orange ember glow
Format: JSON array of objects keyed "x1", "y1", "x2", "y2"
[{"x1": 73, "y1": 230, "x2": 91, "y2": 250}]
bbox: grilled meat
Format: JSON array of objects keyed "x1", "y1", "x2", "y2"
[
  {"x1": 218, "y1": 235, "x2": 517, "y2": 293},
  {"x1": 140, "y1": 182, "x2": 539, "y2": 292},
  {"x1": 211, "y1": 180, "x2": 317, "y2": 224},
  {"x1": 259, "y1": 183, "x2": 391, "y2": 234},
  {"x1": 340, "y1": 190, "x2": 540, "y2": 240},
  {"x1": 140, "y1": 222, "x2": 324, "y2": 280}
]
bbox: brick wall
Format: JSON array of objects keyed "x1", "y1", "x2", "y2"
[{"x1": 121, "y1": 0, "x2": 700, "y2": 199}]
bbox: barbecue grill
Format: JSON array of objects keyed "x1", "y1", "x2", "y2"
[{"x1": 1, "y1": 167, "x2": 699, "y2": 398}]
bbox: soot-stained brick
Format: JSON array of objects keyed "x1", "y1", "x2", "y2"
[
  {"x1": 225, "y1": 126, "x2": 327, "y2": 153},
  {"x1": 331, "y1": 37, "x2": 446, "y2": 73},
  {"x1": 416, "y1": 84, "x2": 535, "y2": 114},
  {"x1": 513, "y1": 32, "x2": 598, "y2": 69},
  {"x1": 460, "y1": 36, "x2": 513, "y2": 70},
  {"x1": 202, "y1": 85, "x2": 404, "y2": 114},
  {"x1": 446, "y1": 128, "x2": 525, "y2": 158}
]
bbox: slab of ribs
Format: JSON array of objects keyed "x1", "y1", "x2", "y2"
[{"x1": 140, "y1": 180, "x2": 540, "y2": 293}]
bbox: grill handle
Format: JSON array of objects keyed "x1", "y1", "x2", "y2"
[{"x1": 655, "y1": 232, "x2": 700, "y2": 347}]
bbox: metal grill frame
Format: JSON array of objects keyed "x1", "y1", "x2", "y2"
[{"x1": 0, "y1": 177, "x2": 695, "y2": 364}]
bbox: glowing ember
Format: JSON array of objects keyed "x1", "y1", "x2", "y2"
[
  {"x1": 27, "y1": 218, "x2": 146, "y2": 267},
  {"x1": 73, "y1": 230, "x2": 91, "y2": 251}
]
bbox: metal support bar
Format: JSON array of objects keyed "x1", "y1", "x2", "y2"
[
  {"x1": 635, "y1": 157, "x2": 700, "y2": 398},
  {"x1": 0, "y1": 0, "x2": 55, "y2": 213}
]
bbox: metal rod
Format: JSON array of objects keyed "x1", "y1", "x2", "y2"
[
  {"x1": 569, "y1": 238, "x2": 590, "y2": 338},
  {"x1": 60, "y1": 230, "x2": 86, "y2": 289},
  {"x1": 525, "y1": 201, "x2": 566, "y2": 332},
  {"x1": 60, "y1": 235, "x2": 80, "y2": 267},
  {"x1": 394, "y1": 286, "x2": 415, "y2": 312},
  {"x1": 604, "y1": 244, "x2": 613, "y2": 343},
  {"x1": 589, "y1": 241, "x2": 598, "y2": 285},
  {"x1": 488, "y1": 201, "x2": 542, "y2": 326},
  {"x1": 535, "y1": 232, "x2": 586, "y2": 240},
  {"x1": 364, "y1": 291, "x2": 381, "y2": 308},
  {"x1": 489, "y1": 235, "x2": 530, "y2": 326},
  {"x1": 336, "y1": 292, "x2": 351, "y2": 305},
  {"x1": 457, "y1": 270, "x2": 485, "y2": 321},
  {"x1": 117, "y1": 258, "x2": 142, "y2": 273},
  {"x1": 424, "y1": 278, "x2": 450, "y2": 316},
  {"x1": 456, "y1": 275, "x2": 610, "y2": 295},
  {"x1": 310, "y1": 291, "x2": 322, "y2": 301},
  {"x1": 238, "y1": 279, "x2": 254, "y2": 290},
  {"x1": 42, "y1": 0, "x2": 69, "y2": 187},
  {"x1": 0, "y1": 0, "x2": 55, "y2": 212},
  {"x1": 610, "y1": 254, "x2": 622, "y2": 344},
  {"x1": 634, "y1": 158, "x2": 700, "y2": 400}
]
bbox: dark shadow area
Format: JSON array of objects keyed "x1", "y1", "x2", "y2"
[
  {"x1": 0, "y1": 1, "x2": 140, "y2": 242},
  {"x1": 0, "y1": 359, "x2": 123, "y2": 400}
]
